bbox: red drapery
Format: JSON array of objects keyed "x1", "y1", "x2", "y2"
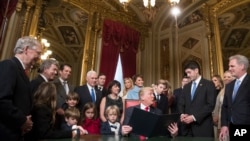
[
  {"x1": 100, "y1": 19, "x2": 140, "y2": 87},
  {"x1": 0, "y1": 0, "x2": 18, "y2": 45}
]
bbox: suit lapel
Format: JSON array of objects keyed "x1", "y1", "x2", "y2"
[
  {"x1": 12, "y1": 57, "x2": 30, "y2": 84},
  {"x1": 233, "y1": 74, "x2": 249, "y2": 102},
  {"x1": 192, "y1": 78, "x2": 204, "y2": 101},
  {"x1": 186, "y1": 83, "x2": 192, "y2": 101}
]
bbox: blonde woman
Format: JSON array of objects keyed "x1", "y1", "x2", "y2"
[
  {"x1": 212, "y1": 74, "x2": 224, "y2": 95},
  {"x1": 213, "y1": 71, "x2": 235, "y2": 140},
  {"x1": 120, "y1": 77, "x2": 134, "y2": 99}
]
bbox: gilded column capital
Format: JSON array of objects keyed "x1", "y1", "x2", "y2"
[
  {"x1": 16, "y1": 0, "x2": 25, "y2": 12},
  {"x1": 25, "y1": 0, "x2": 35, "y2": 7}
]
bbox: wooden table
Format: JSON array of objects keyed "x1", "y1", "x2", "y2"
[{"x1": 43, "y1": 134, "x2": 217, "y2": 141}]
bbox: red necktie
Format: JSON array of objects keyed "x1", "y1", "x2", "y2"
[
  {"x1": 139, "y1": 107, "x2": 149, "y2": 140},
  {"x1": 24, "y1": 69, "x2": 30, "y2": 77}
]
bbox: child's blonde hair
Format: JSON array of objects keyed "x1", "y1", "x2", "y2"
[{"x1": 105, "y1": 105, "x2": 120, "y2": 118}]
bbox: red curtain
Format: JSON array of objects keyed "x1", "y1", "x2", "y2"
[
  {"x1": 0, "y1": 0, "x2": 18, "y2": 45},
  {"x1": 100, "y1": 19, "x2": 140, "y2": 87}
]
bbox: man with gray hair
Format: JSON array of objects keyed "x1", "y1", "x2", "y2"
[
  {"x1": 220, "y1": 54, "x2": 250, "y2": 140},
  {"x1": 74, "y1": 70, "x2": 102, "y2": 112},
  {"x1": 0, "y1": 36, "x2": 42, "y2": 140},
  {"x1": 30, "y1": 58, "x2": 59, "y2": 96}
]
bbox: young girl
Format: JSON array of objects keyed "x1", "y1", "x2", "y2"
[
  {"x1": 100, "y1": 105, "x2": 121, "y2": 135},
  {"x1": 81, "y1": 102, "x2": 101, "y2": 134},
  {"x1": 31, "y1": 82, "x2": 85, "y2": 140}
]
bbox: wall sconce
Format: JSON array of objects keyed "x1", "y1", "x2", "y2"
[
  {"x1": 119, "y1": 0, "x2": 131, "y2": 11},
  {"x1": 143, "y1": 0, "x2": 155, "y2": 9},
  {"x1": 169, "y1": 0, "x2": 180, "y2": 6},
  {"x1": 40, "y1": 38, "x2": 52, "y2": 60}
]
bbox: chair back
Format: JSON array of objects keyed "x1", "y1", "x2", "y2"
[
  {"x1": 125, "y1": 99, "x2": 140, "y2": 108},
  {"x1": 125, "y1": 99, "x2": 157, "y2": 108}
]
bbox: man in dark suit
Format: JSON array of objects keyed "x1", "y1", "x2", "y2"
[
  {"x1": 53, "y1": 63, "x2": 75, "y2": 129},
  {"x1": 0, "y1": 36, "x2": 42, "y2": 140},
  {"x1": 30, "y1": 58, "x2": 59, "y2": 96},
  {"x1": 74, "y1": 70, "x2": 102, "y2": 112},
  {"x1": 122, "y1": 87, "x2": 178, "y2": 138},
  {"x1": 220, "y1": 55, "x2": 250, "y2": 140},
  {"x1": 172, "y1": 76, "x2": 190, "y2": 136},
  {"x1": 179, "y1": 61, "x2": 216, "y2": 137},
  {"x1": 96, "y1": 73, "x2": 108, "y2": 97},
  {"x1": 172, "y1": 76, "x2": 190, "y2": 114},
  {"x1": 153, "y1": 79, "x2": 168, "y2": 114},
  {"x1": 54, "y1": 64, "x2": 74, "y2": 112}
]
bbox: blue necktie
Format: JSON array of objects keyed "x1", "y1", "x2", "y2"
[
  {"x1": 191, "y1": 82, "x2": 197, "y2": 100},
  {"x1": 232, "y1": 80, "x2": 240, "y2": 101},
  {"x1": 91, "y1": 88, "x2": 95, "y2": 102}
]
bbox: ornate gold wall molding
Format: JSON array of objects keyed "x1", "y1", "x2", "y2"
[
  {"x1": 210, "y1": 0, "x2": 250, "y2": 76},
  {"x1": 29, "y1": 0, "x2": 42, "y2": 37},
  {"x1": 16, "y1": 0, "x2": 24, "y2": 12},
  {"x1": 211, "y1": 0, "x2": 250, "y2": 15},
  {"x1": 21, "y1": 0, "x2": 35, "y2": 36},
  {"x1": 80, "y1": 11, "x2": 94, "y2": 85},
  {"x1": 65, "y1": 0, "x2": 149, "y2": 37}
]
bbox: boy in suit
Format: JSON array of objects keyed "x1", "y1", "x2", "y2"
[
  {"x1": 61, "y1": 107, "x2": 88, "y2": 136},
  {"x1": 153, "y1": 79, "x2": 168, "y2": 114},
  {"x1": 101, "y1": 105, "x2": 121, "y2": 135}
]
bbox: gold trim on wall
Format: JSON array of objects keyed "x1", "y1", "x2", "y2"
[{"x1": 210, "y1": 0, "x2": 250, "y2": 76}]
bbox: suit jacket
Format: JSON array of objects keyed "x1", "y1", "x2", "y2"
[
  {"x1": 30, "y1": 75, "x2": 46, "y2": 96},
  {"x1": 0, "y1": 57, "x2": 32, "y2": 140},
  {"x1": 100, "y1": 121, "x2": 121, "y2": 135},
  {"x1": 53, "y1": 78, "x2": 74, "y2": 109},
  {"x1": 95, "y1": 86, "x2": 108, "y2": 98},
  {"x1": 178, "y1": 78, "x2": 216, "y2": 137},
  {"x1": 172, "y1": 87, "x2": 183, "y2": 113},
  {"x1": 154, "y1": 93, "x2": 168, "y2": 114},
  {"x1": 31, "y1": 104, "x2": 72, "y2": 140},
  {"x1": 74, "y1": 84, "x2": 102, "y2": 111},
  {"x1": 221, "y1": 74, "x2": 250, "y2": 126}
]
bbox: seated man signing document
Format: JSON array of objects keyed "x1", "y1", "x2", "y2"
[{"x1": 121, "y1": 87, "x2": 178, "y2": 139}]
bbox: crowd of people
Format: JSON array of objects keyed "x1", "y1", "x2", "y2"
[{"x1": 1, "y1": 36, "x2": 250, "y2": 141}]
